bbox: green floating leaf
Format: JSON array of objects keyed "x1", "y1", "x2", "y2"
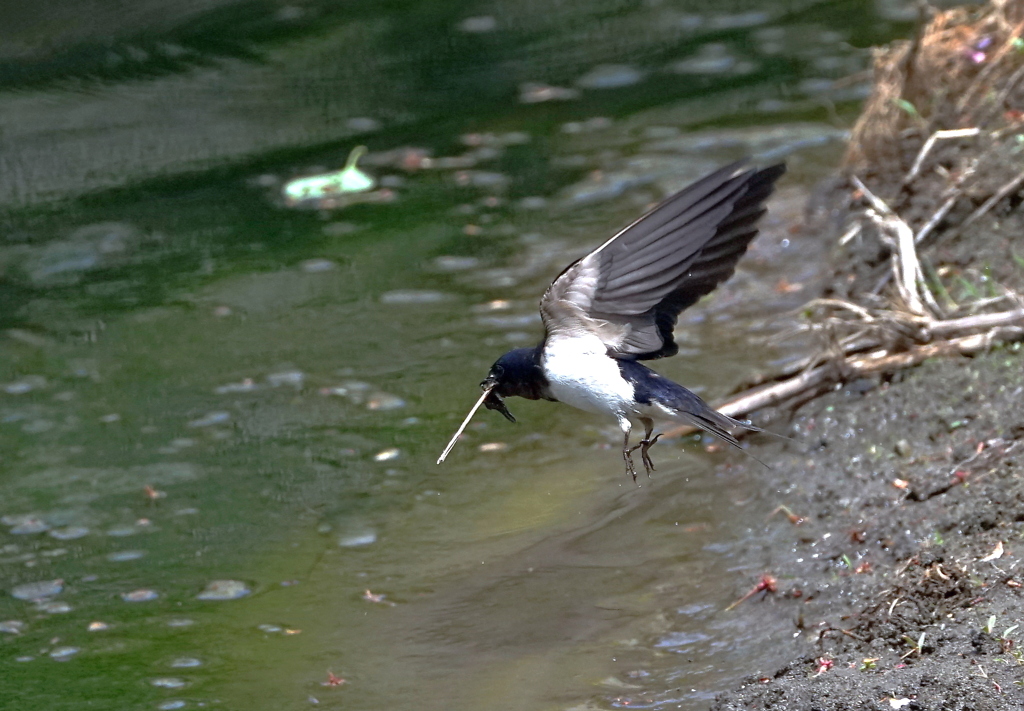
[{"x1": 283, "y1": 145, "x2": 376, "y2": 202}]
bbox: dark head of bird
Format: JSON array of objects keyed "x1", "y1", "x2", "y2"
[{"x1": 480, "y1": 346, "x2": 551, "y2": 423}]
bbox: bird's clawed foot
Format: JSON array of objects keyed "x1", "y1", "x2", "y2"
[
  {"x1": 623, "y1": 448, "x2": 639, "y2": 483},
  {"x1": 622, "y1": 432, "x2": 663, "y2": 481}
]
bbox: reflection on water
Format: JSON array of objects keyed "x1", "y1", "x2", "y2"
[{"x1": 1, "y1": 1, "x2": 909, "y2": 710}]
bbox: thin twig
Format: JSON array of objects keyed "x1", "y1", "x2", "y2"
[
  {"x1": 851, "y1": 175, "x2": 934, "y2": 316},
  {"x1": 961, "y1": 168, "x2": 1024, "y2": 231},
  {"x1": 914, "y1": 192, "x2": 960, "y2": 245},
  {"x1": 661, "y1": 320, "x2": 1024, "y2": 440},
  {"x1": 903, "y1": 128, "x2": 980, "y2": 185}
]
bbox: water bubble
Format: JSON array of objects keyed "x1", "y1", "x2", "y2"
[
  {"x1": 5, "y1": 515, "x2": 50, "y2": 535},
  {"x1": 575, "y1": 64, "x2": 644, "y2": 89},
  {"x1": 196, "y1": 580, "x2": 251, "y2": 601},
  {"x1": 11, "y1": 579, "x2": 63, "y2": 600},
  {"x1": 158, "y1": 701, "x2": 187, "y2": 710},
  {"x1": 0, "y1": 620, "x2": 25, "y2": 634},
  {"x1": 170, "y1": 657, "x2": 203, "y2": 668},
  {"x1": 380, "y1": 290, "x2": 450, "y2": 305},
  {"x1": 3, "y1": 376, "x2": 47, "y2": 394},
  {"x1": 121, "y1": 589, "x2": 159, "y2": 602},
  {"x1": 257, "y1": 624, "x2": 283, "y2": 633},
  {"x1": 49, "y1": 526, "x2": 90, "y2": 540},
  {"x1": 300, "y1": 259, "x2": 337, "y2": 273},
  {"x1": 669, "y1": 43, "x2": 755, "y2": 75},
  {"x1": 35, "y1": 601, "x2": 73, "y2": 614},
  {"x1": 338, "y1": 531, "x2": 377, "y2": 548},
  {"x1": 432, "y1": 256, "x2": 481, "y2": 271},
  {"x1": 107, "y1": 550, "x2": 146, "y2": 562},
  {"x1": 213, "y1": 379, "x2": 259, "y2": 394},
  {"x1": 373, "y1": 448, "x2": 400, "y2": 462},
  {"x1": 150, "y1": 678, "x2": 187, "y2": 689},
  {"x1": 458, "y1": 15, "x2": 496, "y2": 33},
  {"x1": 707, "y1": 11, "x2": 771, "y2": 29},
  {"x1": 517, "y1": 196, "x2": 547, "y2": 210},
  {"x1": 518, "y1": 82, "x2": 580, "y2": 104},
  {"x1": 321, "y1": 221, "x2": 360, "y2": 237},
  {"x1": 49, "y1": 646, "x2": 80, "y2": 661},
  {"x1": 187, "y1": 411, "x2": 230, "y2": 428},
  {"x1": 365, "y1": 393, "x2": 406, "y2": 411},
  {"x1": 106, "y1": 526, "x2": 140, "y2": 537},
  {"x1": 166, "y1": 618, "x2": 194, "y2": 628},
  {"x1": 345, "y1": 116, "x2": 381, "y2": 133}
]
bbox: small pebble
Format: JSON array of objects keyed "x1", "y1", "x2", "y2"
[
  {"x1": 257, "y1": 624, "x2": 283, "y2": 633},
  {"x1": 88, "y1": 621, "x2": 109, "y2": 631},
  {"x1": 158, "y1": 702, "x2": 187, "y2": 711},
  {"x1": 894, "y1": 439, "x2": 912, "y2": 457},
  {"x1": 478, "y1": 442, "x2": 508, "y2": 453},
  {"x1": 121, "y1": 589, "x2": 159, "y2": 602},
  {"x1": 11, "y1": 579, "x2": 63, "y2": 600},
  {"x1": 196, "y1": 579, "x2": 250, "y2": 601}
]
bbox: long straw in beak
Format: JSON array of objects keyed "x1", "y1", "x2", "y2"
[{"x1": 437, "y1": 386, "x2": 494, "y2": 464}]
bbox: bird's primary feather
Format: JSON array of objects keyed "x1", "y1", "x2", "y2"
[{"x1": 540, "y1": 161, "x2": 786, "y2": 360}]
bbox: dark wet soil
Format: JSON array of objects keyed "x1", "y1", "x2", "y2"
[
  {"x1": 711, "y1": 71, "x2": 1024, "y2": 711},
  {"x1": 714, "y1": 347, "x2": 1024, "y2": 710}
]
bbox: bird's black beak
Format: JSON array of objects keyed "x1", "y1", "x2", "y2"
[{"x1": 481, "y1": 376, "x2": 516, "y2": 423}]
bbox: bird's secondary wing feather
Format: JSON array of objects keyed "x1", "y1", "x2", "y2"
[{"x1": 540, "y1": 161, "x2": 785, "y2": 359}]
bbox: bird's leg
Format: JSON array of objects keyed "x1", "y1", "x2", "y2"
[
  {"x1": 619, "y1": 417, "x2": 638, "y2": 483},
  {"x1": 627, "y1": 417, "x2": 660, "y2": 476}
]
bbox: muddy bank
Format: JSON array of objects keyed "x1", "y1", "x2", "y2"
[
  {"x1": 714, "y1": 348, "x2": 1024, "y2": 709},
  {"x1": 711, "y1": 2, "x2": 1024, "y2": 708}
]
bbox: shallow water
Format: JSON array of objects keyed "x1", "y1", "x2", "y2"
[{"x1": 1, "y1": 2, "x2": 910, "y2": 709}]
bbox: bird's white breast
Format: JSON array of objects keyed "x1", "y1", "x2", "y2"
[{"x1": 541, "y1": 335, "x2": 635, "y2": 418}]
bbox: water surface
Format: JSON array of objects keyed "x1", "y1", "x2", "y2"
[{"x1": 0, "y1": 2, "x2": 911, "y2": 709}]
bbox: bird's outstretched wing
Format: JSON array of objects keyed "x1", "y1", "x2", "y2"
[{"x1": 539, "y1": 160, "x2": 785, "y2": 360}]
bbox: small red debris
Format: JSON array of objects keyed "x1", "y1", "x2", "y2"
[
  {"x1": 813, "y1": 657, "x2": 834, "y2": 676},
  {"x1": 726, "y1": 574, "x2": 777, "y2": 611},
  {"x1": 321, "y1": 671, "x2": 346, "y2": 687}
]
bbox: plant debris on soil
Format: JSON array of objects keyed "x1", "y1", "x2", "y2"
[{"x1": 710, "y1": 2, "x2": 1024, "y2": 708}]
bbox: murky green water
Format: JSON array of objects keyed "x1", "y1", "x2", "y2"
[{"x1": 2, "y1": 2, "x2": 910, "y2": 709}]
